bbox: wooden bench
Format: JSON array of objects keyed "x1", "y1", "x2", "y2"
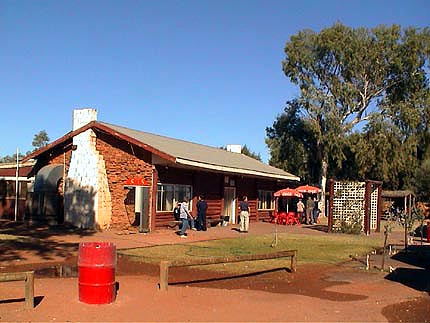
[
  {"x1": 159, "y1": 249, "x2": 297, "y2": 291},
  {"x1": 0, "y1": 271, "x2": 35, "y2": 308}
]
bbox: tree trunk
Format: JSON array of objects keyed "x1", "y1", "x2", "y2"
[
  {"x1": 320, "y1": 159, "x2": 328, "y2": 217},
  {"x1": 381, "y1": 232, "x2": 388, "y2": 271}
]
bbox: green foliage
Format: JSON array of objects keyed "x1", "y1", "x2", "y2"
[
  {"x1": 414, "y1": 158, "x2": 430, "y2": 201},
  {"x1": 383, "y1": 221, "x2": 393, "y2": 237},
  {"x1": 349, "y1": 118, "x2": 410, "y2": 188},
  {"x1": 0, "y1": 130, "x2": 50, "y2": 162},
  {"x1": 412, "y1": 206, "x2": 426, "y2": 241},
  {"x1": 401, "y1": 206, "x2": 424, "y2": 234},
  {"x1": 269, "y1": 22, "x2": 430, "y2": 196},
  {"x1": 219, "y1": 144, "x2": 262, "y2": 161},
  {"x1": 241, "y1": 144, "x2": 262, "y2": 161},
  {"x1": 32, "y1": 130, "x2": 50, "y2": 150},
  {"x1": 338, "y1": 217, "x2": 363, "y2": 235},
  {"x1": 0, "y1": 153, "x2": 26, "y2": 163},
  {"x1": 266, "y1": 100, "x2": 319, "y2": 182},
  {"x1": 331, "y1": 211, "x2": 364, "y2": 235}
]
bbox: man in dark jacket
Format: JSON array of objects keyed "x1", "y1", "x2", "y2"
[{"x1": 196, "y1": 195, "x2": 208, "y2": 231}]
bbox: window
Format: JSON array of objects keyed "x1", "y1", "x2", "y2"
[
  {"x1": 157, "y1": 184, "x2": 174, "y2": 212},
  {"x1": 258, "y1": 190, "x2": 274, "y2": 210},
  {"x1": 156, "y1": 183, "x2": 192, "y2": 211}
]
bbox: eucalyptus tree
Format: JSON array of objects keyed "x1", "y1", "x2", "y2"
[
  {"x1": 266, "y1": 99, "x2": 318, "y2": 183},
  {"x1": 349, "y1": 118, "x2": 405, "y2": 189},
  {"x1": 379, "y1": 27, "x2": 430, "y2": 189},
  {"x1": 1, "y1": 130, "x2": 50, "y2": 163},
  {"x1": 276, "y1": 23, "x2": 429, "y2": 212},
  {"x1": 32, "y1": 130, "x2": 50, "y2": 150},
  {"x1": 415, "y1": 158, "x2": 430, "y2": 201}
]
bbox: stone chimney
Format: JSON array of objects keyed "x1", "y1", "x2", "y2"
[
  {"x1": 65, "y1": 107, "x2": 112, "y2": 230},
  {"x1": 73, "y1": 108, "x2": 97, "y2": 131}
]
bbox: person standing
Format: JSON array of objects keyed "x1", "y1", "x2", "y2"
[
  {"x1": 312, "y1": 197, "x2": 320, "y2": 224},
  {"x1": 239, "y1": 195, "x2": 250, "y2": 233},
  {"x1": 196, "y1": 194, "x2": 208, "y2": 231},
  {"x1": 179, "y1": 197, "x2": 192, "y2": 238},
  {"x1": 296, "y1": 198, "x2": 305, "y2": 224},
  {"x1": 306, "y1": 196, "x2": 314, "y2": 225}
]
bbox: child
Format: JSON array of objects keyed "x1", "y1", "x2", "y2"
[{"x1": 173, "y1": 202, "x2": 181, "y2": 221}]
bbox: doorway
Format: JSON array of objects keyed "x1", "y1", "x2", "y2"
[{"x1": 223, "y1": 187, "x2": 236, "y2": 224}]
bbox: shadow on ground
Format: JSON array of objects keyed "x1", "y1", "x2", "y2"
[
  {"x1": 382, "y1": 297, "x2": 430, "y2": 323},
  {"x1": 305, "y1": 224, "x2": 329, "y2": 233},
  {"x1": 0, "y1": 220, "x2": 96, "y2": 263},
  {"x1": 384, "y1": 245, "x2": 430, "y2": 294}
]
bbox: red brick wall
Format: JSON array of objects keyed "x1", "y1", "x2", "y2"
[
  {"x1": 49, "y1": 150, "x2": 72, "y2": 175},
  {"x1": 96, "y1": 132, "x2": 153, "y2": 229},
  {"x1": 32, "y1": 142, "x2": 73, "y2": 177}
]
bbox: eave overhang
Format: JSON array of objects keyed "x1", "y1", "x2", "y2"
[{"x1": 176, "y1": 157, "x2": 300, "y2": 181}]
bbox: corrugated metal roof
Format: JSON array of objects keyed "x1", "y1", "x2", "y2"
[
  {"x1": 34, "y1": 164, "x2": 63, "y2": 192},
  {"x1": 99, "y1": 122, "x2": 300, "y2": 181}
]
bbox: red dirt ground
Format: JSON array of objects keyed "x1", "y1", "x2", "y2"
[{"x1": 1, "y1": 221, "x2": 429, "y2": 322}]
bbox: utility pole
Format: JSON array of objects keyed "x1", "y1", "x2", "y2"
[{"x1": 14, "y1": 147, "x2": 19, "y2": 222}]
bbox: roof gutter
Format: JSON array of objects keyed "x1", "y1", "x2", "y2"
[{"x1": 176, "y1": 157, "x2": 300, "y2": 181}]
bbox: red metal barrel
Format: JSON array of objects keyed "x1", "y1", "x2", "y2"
[{"x1": 78, "y1": 242, "x2": 116, "y2": 304}]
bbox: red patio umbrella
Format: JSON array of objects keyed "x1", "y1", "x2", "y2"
[
  {"x1": 273, "y1": 188, "x2": 303, "y2": 216},
  {"x1": 296, "y1": 185, "x2": 321, "y2": 194},
  {"x1": 274, "y1": 188, "x2": 303, "y2": 198}
]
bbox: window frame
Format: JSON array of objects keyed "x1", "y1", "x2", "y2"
[
  {"x1": 257, "y1": 189, "x2": 275, "y2": 210},
  {"x1": 156, "y1": 183, "x2": 193, "y2": 212}
]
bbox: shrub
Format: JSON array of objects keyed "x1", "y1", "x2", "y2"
[{"x1": 335, "y1": 212, "x2": 363, "y2": 235}]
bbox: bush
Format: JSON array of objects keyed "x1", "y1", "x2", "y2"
[
  {"x1": 333, "y1": 212, "x2": 363, "y2": 235},
  {"x1": 339, "y1": 219, "x2": 363, "y2": 234}
]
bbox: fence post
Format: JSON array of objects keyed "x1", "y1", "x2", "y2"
[
  {"x1": 159, "y1": 261, "x2": 170, "y2": 291},
  {"x1": 24, "y1": 272, "x2": 34, "y2": 308},
  {"x1": 290, "y1": 251, "x2": 297, "y2": 272}
]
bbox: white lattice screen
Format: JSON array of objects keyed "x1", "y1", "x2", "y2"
[
  {"x1": 370, "y1": 186, "x2": 379, "y2": 230},
  {"x1": 331, "y1": 181, "x2": 381, "y2": 233},
  {"x1": 332, "y1": 181, "x2": 366, "y2": 231}
]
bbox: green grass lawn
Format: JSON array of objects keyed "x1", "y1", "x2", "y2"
[
  {"x1": 0, "y1": 233, "x2": 36, "y2": 243},
  {"x1": 120, "y1": 232, "x2": 384, "y2": 274}
]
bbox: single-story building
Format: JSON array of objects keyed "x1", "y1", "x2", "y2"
[
  {"x1": 23, "y1": 108, "x2": 300, "y2": 231},
  {"x1": 0, "y1": 161, "x2": 35, "y2": 220}
]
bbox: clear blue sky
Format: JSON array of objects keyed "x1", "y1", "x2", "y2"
[{"x1": 1, "y1": 0, "x2": 429, "y2": 163}]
